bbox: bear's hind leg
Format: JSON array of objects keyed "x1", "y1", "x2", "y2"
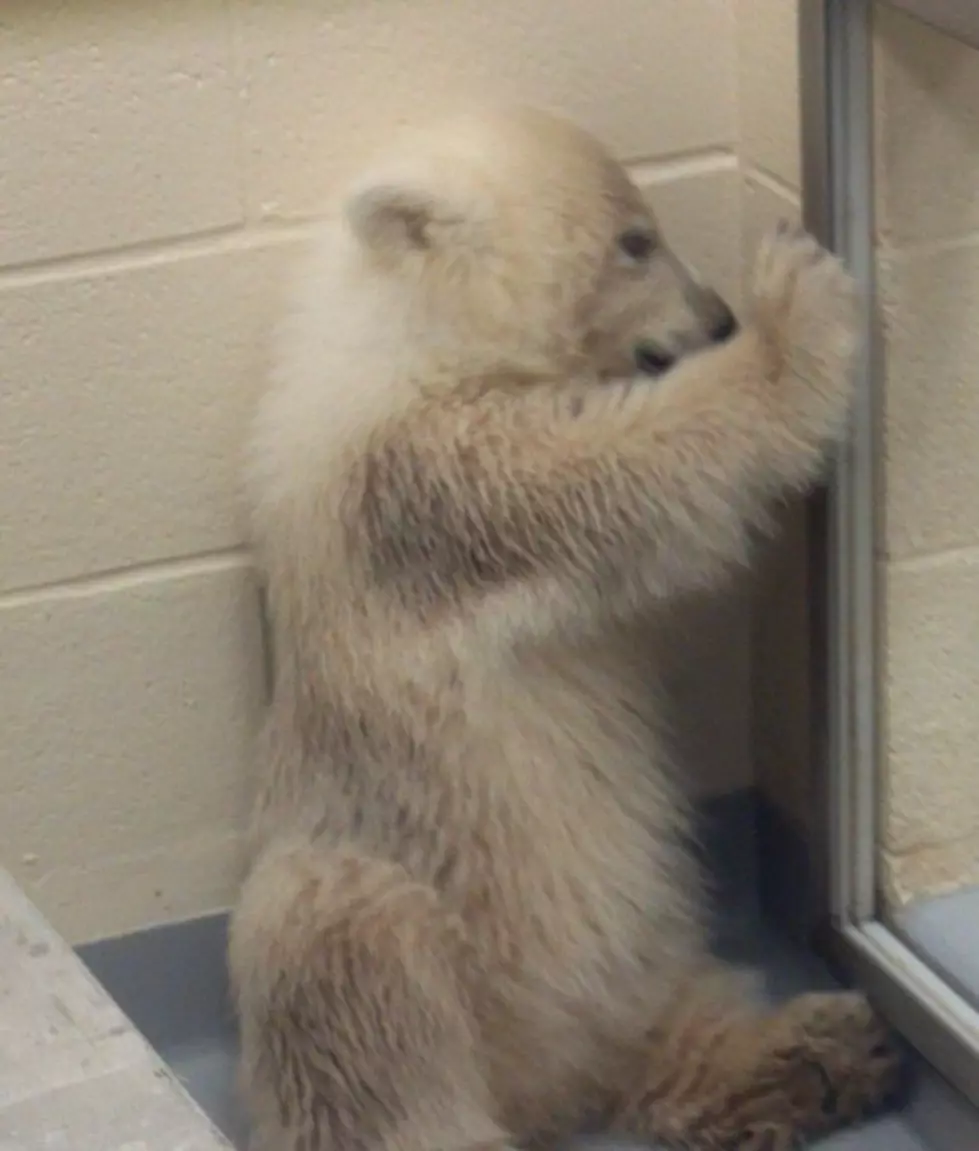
[{"x1": 229, "y1": 840, "x2": 508, "y2": 1151}]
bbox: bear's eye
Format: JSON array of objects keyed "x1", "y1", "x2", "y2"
[{"x1": 618, "y1": 228, "x2": 656, "y2": 261}]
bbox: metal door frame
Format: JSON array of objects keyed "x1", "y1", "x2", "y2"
[{"x1": 800, "y1": 0, "x2": 979, "y2": 1107}]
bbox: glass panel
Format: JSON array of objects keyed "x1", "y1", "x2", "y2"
[
  {"x1": 873, "y1": 0, "x2": 979, "y2": 1001},
  {"x1": 884, "y1": 0, "x2": 979, "y2": 52}
]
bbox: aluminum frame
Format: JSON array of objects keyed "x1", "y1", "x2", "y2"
[{"x1": 800, "y1": 0, "x2": 979, "y2": 1111}]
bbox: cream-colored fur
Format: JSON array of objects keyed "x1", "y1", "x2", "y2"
[{"x1": 230, "y1": 108, "x2": 902, "y2": 1151}]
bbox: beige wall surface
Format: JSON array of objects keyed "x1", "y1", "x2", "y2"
[
  {"x1": 733, "y1": 0, "x2": 979, "y2": 911},
  {"x1": 736, "y1": 0, "x2": 979, "y2": 910},
  {"x1": 873, "y1": 5, "x2": 979, "y2": 905},
  {"x1": 734, "y1": 0, "x2": 815, "y2": 848},
  {"x1": 1, "y1": 0, "x2": 760, "y2": 943}
]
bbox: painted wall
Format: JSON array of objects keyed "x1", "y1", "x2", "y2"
[{"x1": 1, "y1": 0, "x2": 757, "y2": 943}]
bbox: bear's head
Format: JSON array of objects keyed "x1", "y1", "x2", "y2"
[{"x1": 342, "y1": 106, "x2": 737, "y2": 385}]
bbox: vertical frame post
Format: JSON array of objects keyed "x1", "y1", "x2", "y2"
[
  {"x1": 798, "y1": 0, "x2": 979, "y2": 1108},
  {"x1": 793, "y1": 0, "x2": 880, "y2": 942}
]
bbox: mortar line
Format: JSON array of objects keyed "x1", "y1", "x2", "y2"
[{"x1": 0, "y1": 549, "x2": 253, "y2": 610}]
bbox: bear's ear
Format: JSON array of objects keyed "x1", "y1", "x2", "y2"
[{"x1": 345, "y1": 175, "x2": 454, "y2": 253}]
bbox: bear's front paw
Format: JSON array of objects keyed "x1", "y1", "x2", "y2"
[{"x1": 749, "y1": 225, "x2": 861, "y2": 412}]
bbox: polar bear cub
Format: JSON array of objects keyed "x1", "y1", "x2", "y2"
[{"x1": 230, "y1": 107, "x2": 903, "y2": 1151}]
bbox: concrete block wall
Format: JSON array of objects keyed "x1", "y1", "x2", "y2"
[
  {"x1": 734, "y1": 1, "x2": 815, "y2": 850},
  {"x1": 1, "y1": 0, "x2": 753, "y2": 943},
  {"x1": 873, "y1": 6, "x2": 979, "y2": 905},
  {"x1": 735, "y1": 1, "x2": 979, "y2": 912}
]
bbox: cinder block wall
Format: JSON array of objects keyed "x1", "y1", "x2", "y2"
[
  {"x1": 740, "y1": 1, "x2": 979, "y2": 910},
  {"x1": 874, "y1": 7, "x2": 979, "y2": 905},
  {"x1": 1, "y1": 0, "x2": 753, "y2": 943},
  {"x1": 734, "y1": 1, "x2": 814, "y2": 855}
]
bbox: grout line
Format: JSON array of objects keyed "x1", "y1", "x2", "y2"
[
  {"x1": 627, "y1": 148, "x2": 738, "y2": 187},
  {"x1": 623, "y1": 142, "x2": 737, "y2": 168},
  {"x1": 0, "y1": 549, "x2": 253, "y2": 610},
  {"x1": 0, "y1": 224, "x2": 246, "y2": 284},
  {"x1": 743, "y1": 164, "x2": 802, "y2": 204},
  {"x1": 885, "y1": 542, "x2": 979, "y2": 574},
  {"x1": 0, "y1": 145, "x2": 743, "y2": 289},
  {"x1": 883, "y1": 825, "x2": 979, "y2": 860},
  {"x1": 879, "y1": 230, "x2": 979, "y2": 262},
  {"x1": 0, "y1": 218, "x2": 320, "y2": 290}
]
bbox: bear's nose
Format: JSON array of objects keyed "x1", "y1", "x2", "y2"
[{"x1": 709, "y1": 304, "x2": 738, "y2": 344}]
